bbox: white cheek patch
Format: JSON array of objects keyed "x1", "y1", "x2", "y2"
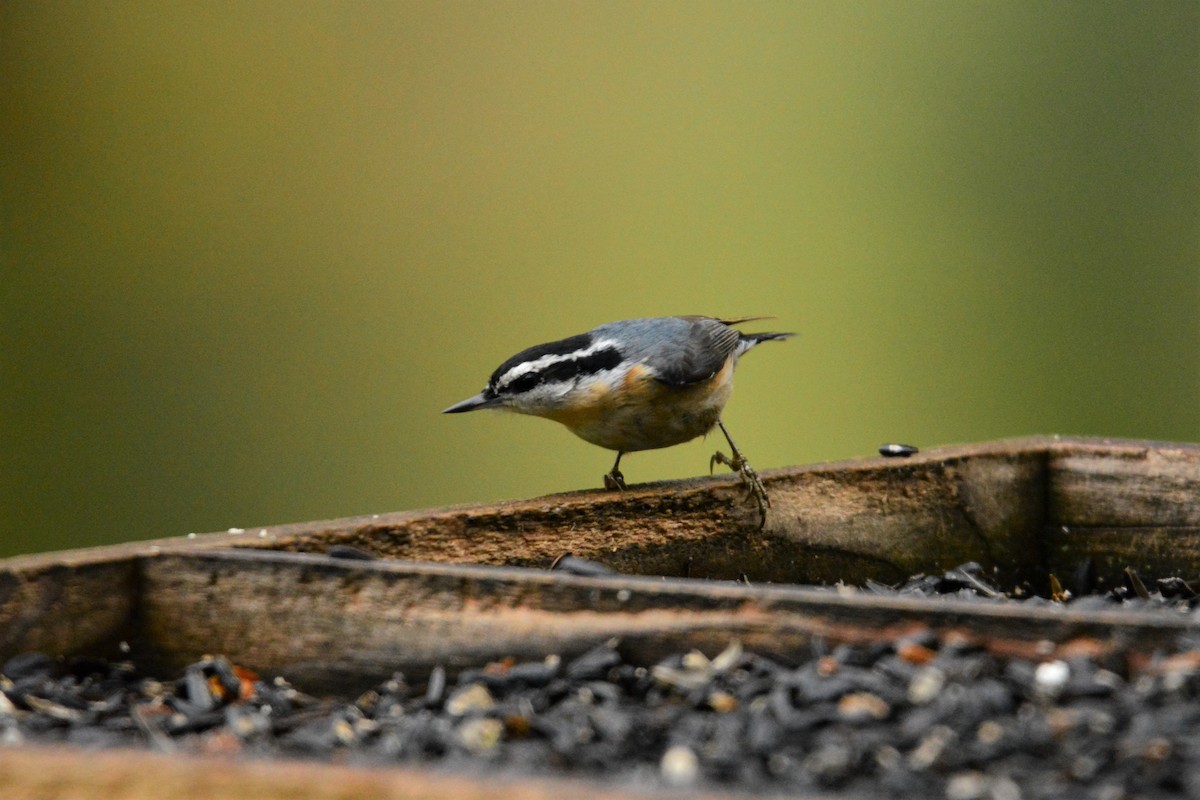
[
  {"x1": 510, "y1": 368, "x2": 624, "y2": 413},
  {"x1": 510, "y1": 381, "x2": 571, "y2": 410}
]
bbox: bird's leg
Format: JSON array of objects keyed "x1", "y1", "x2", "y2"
[
  {"x1": 603, "y1": 451, "x2": 627, "y2": 491},
  {"x1": 710, "y1": 419, "x2": 769, "y2": 526}
]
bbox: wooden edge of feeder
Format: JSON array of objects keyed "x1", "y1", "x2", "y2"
[
  {"x1": 0, "y1": 553, "x2": 138, "y2": 661},
  {"x1": 124, "y1": 548, "x2": 1199, "y2": 694},
  {"x1": 2, "y1": 431, "x2": 1190, "y2": 599},
  {"x1": 5, "y1": 541, "x2": 1198, "y2": 693},
  {"x1": 0, "y1": 437, "x2": 1195, "y2": 798},
  {"x1": 0, "y1": 744, "x2": 795, "y2": 800},
  {"x1": 0, "y1": 434, "x2": 1196, "y2": 603},
  {"x1": 2, "y1": 436, "x2": 1194, "y2": 565}
]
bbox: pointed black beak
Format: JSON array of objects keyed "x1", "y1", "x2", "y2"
[{"x1": 442, "y1": 392, "x2": 502, "y2": 414}]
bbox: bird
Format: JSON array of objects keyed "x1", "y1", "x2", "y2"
[{"x1": 443, "y1": 315, "x2": 792, "y2": 522}]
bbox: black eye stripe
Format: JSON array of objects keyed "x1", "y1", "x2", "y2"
[
  {"x1": 488, "y1": 333, "x2": 594, "y2": 389},
  {"x1": 502, "y1": 346, "x2": 623, "y2": 395}
]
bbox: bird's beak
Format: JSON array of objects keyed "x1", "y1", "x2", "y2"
[{"x1": 442, "y1": 392, "x2": 502, "y2": 414}]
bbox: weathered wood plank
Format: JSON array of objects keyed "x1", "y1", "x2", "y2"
[
  {"x1": 0, "y1": 437, "x2": 1196, "y2": 800},
  {"x1": 181, "y1": 437, "x2": 1194, "y2": 587},
  {"x1": 238, "y1": 440, "x2": 1054, "y2": 586},
  {"x1": 0, "y1": 746, "x2": 743, "y2": 800},
  {"x1": 1041, "y1": 439, "x2": 1200, "y2": 585},
  {"x1": 1048, "y1": 440, "x2": 1200, "y2": 528},
  {"x1": 1, "y1": 436, "x2": 1195, "y2": 672},
  {"x1": 3, "y1": 438, "x2": 1186, "y2": 590},
  {"x1": 134, "y1": 549, "x2": 1195, "y2": 695},
  {"x1": 0, "y1": 554, "x2": 135, "y2": 658}
]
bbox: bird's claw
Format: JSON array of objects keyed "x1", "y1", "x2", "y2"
[
  {"x1": 711, "y1": 450, "x2": 770, "y2": 527},
  {"x1": 603, "y1": 469, "x2": 627, "y2": 491}
]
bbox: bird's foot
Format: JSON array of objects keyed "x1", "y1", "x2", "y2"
[
  {"x1": 711, "y1": 450, "x2": 770, "y2": 527},
  {"x1": 603, "y1": 469, "x2": 627, "y2": 491}
]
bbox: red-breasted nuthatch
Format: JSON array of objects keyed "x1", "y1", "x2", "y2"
[{"x1": 443, "y1": 316, "x2": 793, "y2": 521}]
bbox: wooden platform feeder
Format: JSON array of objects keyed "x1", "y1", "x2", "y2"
[{"x1": 1, "y1": 436, "x2": 1198, "y2": 799}]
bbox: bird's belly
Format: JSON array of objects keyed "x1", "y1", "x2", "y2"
[
  {"x1": 574, "y1": 400, "x2": 725, "y2": 451},
  {"x1": 546, "y1": 361, "x2": 735, "y2": 452}
]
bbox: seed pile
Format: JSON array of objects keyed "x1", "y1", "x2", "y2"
[
  {"x1": 861, "y1": 561, "x2": 1200, "y2": 611},
  {"x1": 3, "y1": 565, "x2": 1200, "y2": 798}
]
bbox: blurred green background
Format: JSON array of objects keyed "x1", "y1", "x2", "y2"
[{"x1": 2, "y1": 2, "x2": 1197, "y2": 558}]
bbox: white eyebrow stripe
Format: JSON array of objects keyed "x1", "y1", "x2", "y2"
[{"x1": 496, "y1": 338, "x2": 621, "y2": 390}]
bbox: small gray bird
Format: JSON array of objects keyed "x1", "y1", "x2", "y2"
[{"x1": 444, "y1": 315, "x2": 792, "y2": 521}]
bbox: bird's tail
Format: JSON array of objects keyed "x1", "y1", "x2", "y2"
[{"x1": 735, "y1": 330, "x2": 795, "y2": 357}]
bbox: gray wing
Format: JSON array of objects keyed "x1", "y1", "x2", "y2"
[{"x1": 647, "y1": 316, "x2": 742, "y2": 387}]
